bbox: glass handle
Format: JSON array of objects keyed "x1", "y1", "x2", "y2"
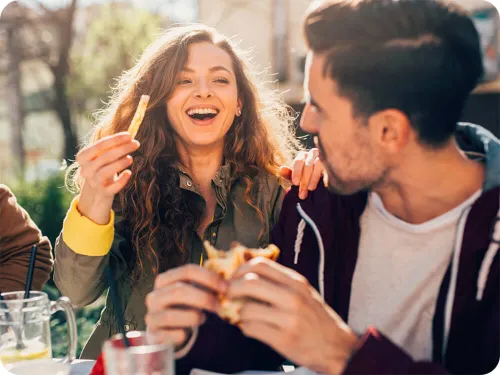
[{"x1": 51, "y1": 297, "x2": 77, "y2": 364}]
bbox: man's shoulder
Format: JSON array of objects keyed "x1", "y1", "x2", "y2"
[{"x1": 280, "y1": 184, "x2": 368, "y2": 223}]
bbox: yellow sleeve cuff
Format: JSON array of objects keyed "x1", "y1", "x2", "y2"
[{"x1": 62, "y1": 196, "x2": 115, "y2": 256}]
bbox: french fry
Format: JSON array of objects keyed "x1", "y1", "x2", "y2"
[{"x1": 127, "y1": 95, "x2": 150, "y2": 138}]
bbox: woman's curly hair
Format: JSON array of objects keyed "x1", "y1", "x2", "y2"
[{"x1": 67, "y1": 24, "x2": 301, "y2": 281}]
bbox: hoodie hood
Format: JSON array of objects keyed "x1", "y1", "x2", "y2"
[{"x1": 456, "y1": 122, "x2": 500, "y2": 192}]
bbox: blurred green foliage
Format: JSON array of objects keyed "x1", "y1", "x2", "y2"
[
  {"x1": 6, "y1": 3, "x2": 166, "y2": 358},
  {"x1": 13, "y1": 173, "x2": 72, "y2": 247},
  {"x1": 45, "y1": 283, "x2": 104, "y2": 358},
  {"x1": 69, "y1": 3, "x2": 164, "y2": 115}
]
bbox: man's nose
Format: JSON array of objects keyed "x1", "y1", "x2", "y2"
[{"x1": 300, "y1": 105, "x2": 318, "y2": 134}]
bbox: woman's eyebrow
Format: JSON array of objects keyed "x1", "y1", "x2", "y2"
[{"x1": 182, "y1": 66, "x2": 233, "y2": 74}]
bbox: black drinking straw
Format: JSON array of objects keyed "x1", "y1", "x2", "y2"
[
  {"x1": 104, "y1": 267, "x2": 131, "y2": 347},
  {"x1": 24, "y1": 245, "x2": 38, "y2": 299}
]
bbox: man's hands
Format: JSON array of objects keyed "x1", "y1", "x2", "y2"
[
  {"x1": 145, "y1": 250, "x2": 360, "y2": 374},
  {"x1": 227, "y1": 258, "x2": 360, "y2": 375},
  {"x1": 145, "y1": 265, "x2": 227, "y2": 348}
]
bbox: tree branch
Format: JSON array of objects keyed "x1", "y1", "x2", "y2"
[
  {"x1": 56, "y1": 0, "x2": 77, "y2": 74},
  {"x1": 35, "y1": 1, "x2": 61, "y2": 24}
]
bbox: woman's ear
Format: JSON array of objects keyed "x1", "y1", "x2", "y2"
[{"x1": 236, "y1": 98, "x2": 243, "y2": 116}]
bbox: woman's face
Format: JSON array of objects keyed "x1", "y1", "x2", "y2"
[{"x1": 166, "y1": 42, "x2": 241, "y2": 149}]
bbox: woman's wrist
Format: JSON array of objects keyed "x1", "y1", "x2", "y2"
[{"x1": 78, "y1": 184, "x2": 114, "y2": 225}]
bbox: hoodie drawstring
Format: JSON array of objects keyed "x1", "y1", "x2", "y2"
[
  {"x1": 294, "y1": 219, "x2": 306, "y2": 265},
  {"x1": 296, "y1": 204, "x2": 325, "y2": 299}
]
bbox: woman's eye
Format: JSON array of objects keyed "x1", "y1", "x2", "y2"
[
  {"x1": 178, "y1": 79, "x2": 192, "y2": 85},
  {"x1": 214, "y1": 78, "x2": 229, "y2": 84}
]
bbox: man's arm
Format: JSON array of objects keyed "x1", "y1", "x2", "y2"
[
  {"x1": 227, "y1": 258, "x2": 454, "y2": 375},
  {"x1": 0, "y1": 184, "x2": 53, "y2": 292},
  {"x1": 227, "y1": 258, "x2": 359, "y2": 375},
  {"x1": 343, "y1": 327, "x2": 446, "y2": 374}
]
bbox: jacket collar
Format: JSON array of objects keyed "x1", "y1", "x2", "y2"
[{"x1": 177, "y1": 163, "x2": 233, "y2": 194}]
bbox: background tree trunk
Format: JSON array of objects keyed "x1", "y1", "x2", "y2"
[
  {"x1": 47, "y1": 0, "x2": 78, "y2": 161},
  {"x1": 6, "y1": 22, "x2": 26, "y2": 178},
  {"x1": 53, "y1": 71, "x2": 77, "y2": 161}
]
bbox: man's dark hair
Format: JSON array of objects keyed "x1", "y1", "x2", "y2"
[{"x1": 304, "y1": 0, "x2": 484, "y2": 147}]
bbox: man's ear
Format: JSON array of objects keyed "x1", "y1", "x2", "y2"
[{"x1": 368, "y1": 109, "x2": 412, "y2": 154}]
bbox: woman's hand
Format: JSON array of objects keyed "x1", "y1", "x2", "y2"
[
  {"x1": 76, "y1": 132, "x2": 139, "y2": 224},
  {"x1": 280, "y1": 148, "x2": 324, "y2": 200},
  {"x1": 145, "y1": 265, "x2": 228, "y2": 349}
]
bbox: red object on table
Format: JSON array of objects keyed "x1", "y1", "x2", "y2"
[{"x1": 89, "y1": 353, "x2": 105, "y2": 375}]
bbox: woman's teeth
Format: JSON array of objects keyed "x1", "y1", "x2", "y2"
[{"x1": 187, "y1": 108, "x2": 218, "y2": 116}]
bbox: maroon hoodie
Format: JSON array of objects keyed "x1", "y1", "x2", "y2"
[
  {"x1": 175, "y1": 124, "x2": 498, "y2": 374},
  {"x1": 272, "y1": 125, "x2": 499, "y2": 374}
]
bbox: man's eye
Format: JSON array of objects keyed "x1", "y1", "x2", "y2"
[{"x1": 308, "y1": 102, "x2": 320, "y2": 113}]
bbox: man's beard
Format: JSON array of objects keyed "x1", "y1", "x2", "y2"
[
  {"x1": 315, "y1": 136, "x2": 352, "y2": 195},
  {"x1": 323, "y1": 163, "x2": 355, "y2": 195},
  {"x1": 316, "y1": 136, "x2": 384, "y2": 196}
]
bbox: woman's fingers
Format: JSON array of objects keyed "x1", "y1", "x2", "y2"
[
  {"x1": 308, "y1": 156, "x2": 324, "y2": 191},
  {"x1": 292, "y1": 151, "x2": 307, "y2": 186},
  {"x1": 76, "y1": 132, "x2": 134, "y2": 164},
  {"x1": 80, "y1": 142, "x2": 139, "y2": 180},
  {"x1": 94, "y1": 156, "x2": 133, "y2": 186},
  {"x1": 102, "y1": 169, "x2": 132, "y2": 196}
]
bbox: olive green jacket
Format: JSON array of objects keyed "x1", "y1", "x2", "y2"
[{"x1": 54, "y1": 165, "x2": 285, "y2": 359}]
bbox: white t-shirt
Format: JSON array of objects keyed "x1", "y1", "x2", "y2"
[{"x1": 348, "y1": 190, "x2": 482, "y2": 361}]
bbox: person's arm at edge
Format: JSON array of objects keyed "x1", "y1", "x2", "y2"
[{"x1": 0, "y1": 185, "x2": 53, "y2": 292}]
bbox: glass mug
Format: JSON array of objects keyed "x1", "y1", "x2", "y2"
[
  {"x1": 103, "y1": 331, "x2": 174, "y2": 375},
  {"x1": 0, "y1": 291, "x2": 77, "y2": 365}
]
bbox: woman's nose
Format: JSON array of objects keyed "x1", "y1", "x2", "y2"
[{"x1": 194, "y1": 80, "x2": 213, "y2": 99}]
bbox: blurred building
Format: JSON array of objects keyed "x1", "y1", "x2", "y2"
[
  {"x1": 198, "y1": 0, "x2": 500, "y2": 146},
  {"x1": 198, "y1": 0, "x2": 309, "y2": 106}
]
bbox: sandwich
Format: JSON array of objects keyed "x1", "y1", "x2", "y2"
[{"x1": 203, "y1": 241, "x2": 280, "y2": 324}]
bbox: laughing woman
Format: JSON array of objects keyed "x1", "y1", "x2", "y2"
[{"x1": 53, "y1": 24, "x2": 310, "y2": 373}]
